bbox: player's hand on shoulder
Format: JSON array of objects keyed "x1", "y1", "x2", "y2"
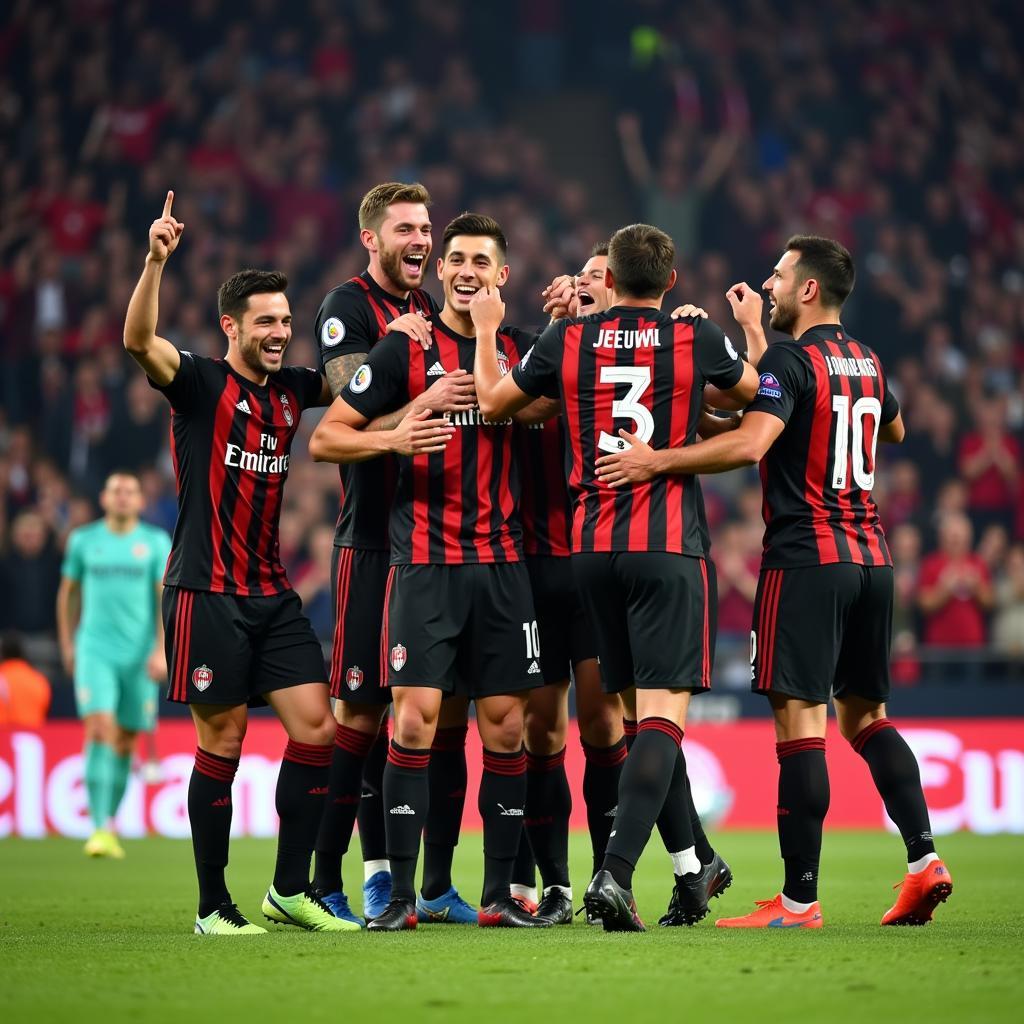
[
  {"x1": 149, "y1": 190, "x2": 184, "y2": 263},
  {"x1": 670, "y1": 303, "x2": 709, "y2": 320},
  {"x1": 389, "y1": 406, "x2": 455, "y2": 457},
  {"x1": 389, "y1": 311, "x2": 433, "y2": 350},
  {"x1": 418, "y1": 367, "x2": 477, "y2": 414},
  {"x1": 469, "y1": 285, "x2": 505, "y2": 335},
  {"x1": 725, "y1": 282, "x2": 763, "y2": 327}
]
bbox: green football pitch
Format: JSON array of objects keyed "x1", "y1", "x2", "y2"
[{"x1": 1, "y1": 832, "x2": 1020, "y2": 1023}]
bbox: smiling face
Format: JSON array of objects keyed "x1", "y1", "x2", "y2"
[
  {"x1": 575, "y1": 254, "x2": 609, "y2": 313},
  {"x1": 372, "y1": 201, "x2": 432, "y2": 292},
  {"x1": 226, "y1": 292, "x2": 293, "y2": 376},
  {"x1": 438, "y1": 234, "x2": 509, "y2": 316},
  {"x1": 762, "y1": 248, "x2": 803, "y2": 335}
]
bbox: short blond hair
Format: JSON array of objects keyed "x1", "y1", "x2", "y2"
[{"x1": 358, "y1": 182, "x2": 432, "y2": 233}]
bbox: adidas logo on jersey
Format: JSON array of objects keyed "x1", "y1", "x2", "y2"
[
  {"x1": 427, "y1": 361, "x2": 446, "y2": 376},
  {"x1": 235, "y1": 399, "x2": 252, "y2": 414},
  {"x1": 528, "y1": 660, "x2": 541, "y2": 674},
  {"x1": 389, "y1": 804, "x2": 416, "y2": 815}
]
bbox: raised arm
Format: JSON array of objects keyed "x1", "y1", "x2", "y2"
[
  {"x1": 123, "y1": 191, "x2": 185, "y2": 387},
  {"x1": 469, "y1": 288, "x2": 538, "y2": 420}
]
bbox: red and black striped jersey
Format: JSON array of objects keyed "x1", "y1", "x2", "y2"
[
  {"x1": 314, "y1": 272, "x2": 439, "y2": 551},
  {"x1": 516, "y1": 413, "x2": 573, "y2": 558},
  {"x1": 501, "y1": 328, "x2": 573, "y2": 558},
  {"x1": 512, "y1": 307, "x2": 744, "y2": 556},
  {"x1": 745, "y1": 324, "x2": 899, "y2": 568},
  {"x1": 152, "y1": 353, "x2": 323, "y2": 595},
  {"x1": 341, "y1": 318, "x2": 533, "y2": 565}
]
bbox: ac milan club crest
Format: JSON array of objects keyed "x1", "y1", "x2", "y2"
[
  {"x1": 345, "y1": 665, "x2": 364, "y2": 691},
  {"x1": 390, "y1": 644, "x2": 407, "y2": 672},
  {"x1": 497, "y1": 353, "x2": 510, "y2": 376},
  {"x1": 279, "y1": 393, "x2": 293, "y2": 427},
  {"x1": 192, "y1": 664, "x2": 213, "y2": 692}
]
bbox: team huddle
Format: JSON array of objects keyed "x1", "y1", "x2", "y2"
[{"x1": 108, "y1": 180, "x2": 952, "y2": 935}]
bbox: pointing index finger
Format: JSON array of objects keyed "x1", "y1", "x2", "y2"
[{"x1": 162, "y1": 190, "x2": 174, "y2": 219}]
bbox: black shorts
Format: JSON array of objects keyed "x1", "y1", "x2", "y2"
[
  {"x1": 329, "y1": 547, "x2": 392, "y2": 704},
  {"x1": 382, "y1": 562, "x2": 542, "y2": 698},
  {"x1": 571, "y1": 552, "x2": 713, "y2": 694},
  {"x1": 164, "y1": 587, "x2": 327, "y2": 707},
  {"x1": 751, "y1": 563, "x2": 893, "y2": 705},
  {"x1": 526, "y1": 556, "x2": 598, "y2": 685}
]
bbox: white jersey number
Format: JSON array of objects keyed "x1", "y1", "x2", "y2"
[
  {"x1": 597, "y1": 366, "x2": 654, "y2": 454},
  {"x1": 831, "y1": 395, "x2": 881, "y2": 490}
]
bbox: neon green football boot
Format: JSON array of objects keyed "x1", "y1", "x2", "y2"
[
  {"x1": 262, "y1": 885, "x2": 362, "y2": 931},
  {"x1": 194, "y1": 903, "x2": 267, "y2": 935}
]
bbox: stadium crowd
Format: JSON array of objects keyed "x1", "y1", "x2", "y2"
[{"x1": 1, "y1": 0, "x2": 1022, "y2": 693}]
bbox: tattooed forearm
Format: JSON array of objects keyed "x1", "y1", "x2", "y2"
[
  {"x1": 365, "y1": 401, "x2": 414, "y2": 432},
  {"x1": 325, "y1": 352, "x2": 368, "y2": 399}
]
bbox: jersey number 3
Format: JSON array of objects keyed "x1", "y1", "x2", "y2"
[
  {"x1": 831, "y1": 395, "x2": 881, "y2": 490},
  {"x1": 597, "y1": 366, "x2": 654, "y2": 454}
]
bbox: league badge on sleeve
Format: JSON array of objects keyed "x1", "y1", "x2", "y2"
[
  {"x1": 757, "y1": 372, "x2": 783, "y2": 400},
  {"x1": 321, "y1": 318, "x2": 346, "y2": 347},
  {"x1": 350, "y1": 364, "x2": 373, "y2": 393},
  {"x1": 724, "y1": 335, "x2": 739, "y2": 360}
]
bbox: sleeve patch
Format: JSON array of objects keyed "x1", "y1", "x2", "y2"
[
  {"x1": 757, "y1": 372, "x2": 783, "y2": 399},
  {"x1": 321, "y1": 318, "x2": 346, "y2": 347},
  {"x1": 349, "y1": 364, "x2": 372, "y2": 393}
]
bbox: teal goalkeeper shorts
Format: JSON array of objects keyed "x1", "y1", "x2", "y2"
[{"x1": 74, "y1": 650, "x2": 159, "y2": 732}]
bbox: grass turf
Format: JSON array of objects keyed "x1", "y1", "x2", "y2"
[{"x1": 0, "y1": 831, "x2": 1019, "y2": 1023}]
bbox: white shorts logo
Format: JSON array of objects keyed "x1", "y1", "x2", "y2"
[
  {"x1": 192, "y1": 665, "x2": 213, "y2": 692},
  {"x1": 350, "y1": 364, "x2": 373, "y2": 393},
  {"x1": 390, "y1": 643, "x2": 407, "y2": 672},
  {"x1": 322, "y1": 317, "x2": 346, "y2": 347}
]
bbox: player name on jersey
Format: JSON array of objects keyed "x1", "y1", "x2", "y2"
[
  {"x1": 824, "y1": 354, "x2": 878, "y2": 378},
  {"x1": 594, "y1": 327, "x2": 662, "y2": 349}
]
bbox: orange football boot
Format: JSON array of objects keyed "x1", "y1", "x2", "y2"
[
  {"x1": 881, "y1": 859, "x2": 953, "y2": 926},
  {"x1": 716, "y1": 894, "x2": 823, "y2": 929}
]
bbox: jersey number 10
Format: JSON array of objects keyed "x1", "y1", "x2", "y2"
[{"x1": 831, "y1": 395, "x2": 881, "y2": 490}]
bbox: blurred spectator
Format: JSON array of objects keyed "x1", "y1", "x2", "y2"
[
  {"x1": 293, "y1": 524, "x2": 337, "y2": 644},
  {"x1": 917, "y1": 512, "x2": 994, "y2": 648},
  {"x1": 0, "y1": 510, "x2": 61, "y2": 634},
  {"x1": 992, "y1": 545, "x2": 1024, "y2": 662},
  {"x1": 957, "y1": 400, "x2": 1020, "y2": 537},
  {"x1": 0, "y1": 631, "x2": 51, "y2": 727},
  {"x1": 713, "y1": 521, "x2": 760, "y2": 638}
]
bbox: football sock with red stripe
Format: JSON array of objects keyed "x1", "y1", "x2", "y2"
[
  {"x1": 357, "y1": 722, "x2": 390, "y2": 863},
  {"x1": 581, "y1": 737, "x2": 627, "y2": 875},
  {"x1": 312, "y1": 724, "x2": 376, "y2": 893},
  {"x1": 851, "y1": 719, "x2": 935, "y2": 863},
  {"x1": 190, "y1": 748, "x2": 239, "y2": 917},
  {"x1": 479, "y1": 747, "x2": 528, "y2": 906},
  {"x1": 421, "y1": 725, "x2": 468, "y2": 900},
  {"x1": 273, "y1": 740, "x2": 333, "y2": 897},
  {"x1": 524, "y1": 748, "x2": 571, "y2": 889},
  {"x1": 603, "y1": 718, "x2": 685, "y2": 889},
  {"x1": 384, "y1": 741, "x2": 430, "y2": 902},
  {"x1": 776, "y1": 738, "x2": 830, "y2": 904}
]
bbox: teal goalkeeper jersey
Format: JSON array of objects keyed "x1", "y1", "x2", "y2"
[{"x1": 62, "y1": 520, "x2": 172, "y2": 662}]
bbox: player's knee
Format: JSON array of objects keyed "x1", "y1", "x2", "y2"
[
  {"x1": 113, "y1": 730, "x2": 136, "y2": 757},
  {"x1": 392, "y1": 708, "x2": 434, "y2": 749},
  {"x1": 524, "y1": 711, "x2": 565, "y2": 755},
  {"x1": 481, "y1": 708, "x2": 525, "y2": 753},
  {"x1": 577, "y1": 703, "x2": 621, "y2": 749},
  {"x1": 308, "y1": 716, "x2": 337, "y2": 748},
  {"x1": 337, "y1": 701, "x2": 384, "y2": 733}
]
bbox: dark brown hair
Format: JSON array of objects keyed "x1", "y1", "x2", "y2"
[
  {"x1": 217, "y1": 269, "x2": 288, "y2": 319},
  {"x1": 607, "y1": 223, "x2": 674, "y2": 298},
  {"x1": 442, "y1": 212, "x2": 508, "y2": 259},
  {"x1": 785, "y1": 234, "x2": 855, "y2": 308}
]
